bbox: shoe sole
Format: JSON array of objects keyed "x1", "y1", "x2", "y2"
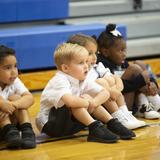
[
  {"x1": 87, "y1": 136, "x2": 119, "y2": 143},
  {"x1": 120, "y1": 135, "x2": 135, "y2": 140},
  {"x1": 22, "y1": 141, "x2": 36, "y2": 149}
]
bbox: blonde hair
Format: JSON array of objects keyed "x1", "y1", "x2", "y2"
[
  {"x1": 67, "y1": 34, "x2": 97, "y2": 56},
  {"x1": 54, "y1": 43, "x2": 88, "y2": 70}
]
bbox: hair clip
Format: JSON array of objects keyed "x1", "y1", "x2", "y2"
[{"x1": 110, "y1": 29, "x2": 121, "y2": 37}]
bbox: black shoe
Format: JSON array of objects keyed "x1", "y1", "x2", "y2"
[
  {"x1": 107, "y1": 118, "x2": 136, "y2": 140},
  {"x1": 87, "y1": 121, "x2": 119, "y2": 143},
  {"x1": 20, "y1": 123, "x2": 36, "y2": 149},
  {"x1": 1, "y1": 124, "x2": 21, "y2": 149}
]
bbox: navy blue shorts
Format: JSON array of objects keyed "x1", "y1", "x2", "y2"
[{"x1": 42, "y1": 106, "x2": 85, "y2": 137}]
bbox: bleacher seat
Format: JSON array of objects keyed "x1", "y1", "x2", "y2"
[{"x1": 0, "y1": 23, "x2": 126, "y2": 70}]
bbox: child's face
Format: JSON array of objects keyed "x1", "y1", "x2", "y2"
[
  {"x1": 64, "y1": 51, "x2": 89, "y2": 81},
  {"x1": 85, "y1": 42, "x2": 97, "y2": 67},
  {"x1": 106, "y1": 39, "x2": 126, "y2": 66},
  {"x1": 0, "y1": 55, "x2": 18, "y2": 88}
]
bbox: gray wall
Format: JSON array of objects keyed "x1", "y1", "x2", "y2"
[{"x1": 67, "y1": 0, "x2": 160, "y2": 58}]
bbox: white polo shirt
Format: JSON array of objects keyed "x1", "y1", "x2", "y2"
[
  {"x1": 0, "y1": 77, "x2": 28, "y2": 100},
  {"x1": 36, "y1": 71, "x2": 103, "y2": 131},
  {"x1": 87, "y1": 62, "x2": 112, "y2": 82}
]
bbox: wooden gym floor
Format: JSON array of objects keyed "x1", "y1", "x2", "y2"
[{"x1": 0, "y1": 92, "x2": 160, "y2": 160}]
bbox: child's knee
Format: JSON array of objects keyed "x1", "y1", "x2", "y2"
[
  {"x1": 8, "y1": 94, "x2": 21, "y2": 101},
  {"x1": 128, "y1": 64, "x2": 143, "y2": 75},
  {"x1": 96, "y1": 78, "x2": 110, "y2": 89},
  {"x1": 134, "y1": 60, "x2": 146, "y2": 70}
]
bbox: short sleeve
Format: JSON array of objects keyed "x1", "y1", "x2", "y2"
[
  {"x1": 83, "y1": 80, "x2": 103, "y2": 97},
  {"x1": 41, "y1": 76, "x2": 72, "y2": 109},
  {"x1": 13, "y1": 78, "x2": 28, "y2": 95},
  {"x1": 96, "y1": 62, "x2": 112, "y2": 77}
]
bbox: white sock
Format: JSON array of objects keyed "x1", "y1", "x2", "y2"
[
  {"x1": 119, "y1": 105, "x2": 129, "y2": 113},
  {"x1": 147, "y1": 94, "x2": 160, "y2": 107},
  {"x1": 137, "y1": 93, "x2": 149, "y2": 106}
]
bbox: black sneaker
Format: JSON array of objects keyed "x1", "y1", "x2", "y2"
[
  {"x1": 87, "y1": 121, "x2": 119, "y2": 143},
  {"x1": 20, "y1": 123, "x2": 36, "y2": 149},
  {"x1": 1, "y1": 124, "x2": 21, "y2": 149},
  {"x1": 107, "y1": 118, "x2": 136, "y2": 140}
]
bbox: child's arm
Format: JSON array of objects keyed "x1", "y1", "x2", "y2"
[
  {"x1": 113, "y1": 75, "x2": 124, "y2": 91},
  {"x1": 61, "y1": 94, "x2": 89, "y2": 108},
  {"x1": 0, "y1": 96, "x2": 16, "y2": 114},
  {"x1": 93, "y1": 89, "x2": 109, "y2": 107},
  {"x1": 10, "y1": 92, "x2": 34, "y2": 109},
  {"x1": 0, "y1": 111, "x2": 9, "y2": 121},
  {"x1": 61, "y1": 88, "x2": 108, "y2": 109}
]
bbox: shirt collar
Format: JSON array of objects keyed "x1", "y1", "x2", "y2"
[{"x1": 58, "y1": 71, "x2": 84, "y2": 86}]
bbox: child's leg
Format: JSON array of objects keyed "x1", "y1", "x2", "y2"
[
  {"x1": 0, "y1": 114, "x2": 11, "y2": 127},
  {"x1": 135, "y1": 93, "x2": 160, "y2": 119},
  {"x1": 147, "y1": 94, "x2": 160, "y2": 111},
  {"x1": 96, "y1": 78, "x2": 110, "y2": 90},
  {"x1": 122, "y1": 64, "x2": 143, "y2": 110},
  {"x1": 116, "y1": 92, "x2": 126, "y2": 106},
  {"x1": 103, "y1": 76, "x2": 116, "y2": 88},
  {"x1": 115, "y1": 94, "x2": 146, "y2": 128},
  {"x1": 102, "y1": 100, "x2": 143, "y2": 129},
  {"x1": 123, "y1": 92, "x2": 135, "y2": 111},
  {"x1": 96, "y1": 78, "x2": 120, "y2": 101},
  {"x1": 9, "y1": 94, "x2": 36, "y2": 149},
  {"x1": 103, "y1": 99, "x2": 119, "y2": 113},
  {"x1": 71, "y1": 107, "x2": 96, "y2": 126},
  {"x1": 14, "y1": 109, "x2": 30, "y2": 124},
  {"x1": 122, "y1": 64, "x2": 143, "y2": 80},
  {"x1": 0, "y1": 115, "x2": 21, "y2": 148},
  {"x1": 71, "y1": 107, "x2": 119, "y2": 143},
  {"x1": 91, "y1": 105, "x2": 135, "y2": 139}
]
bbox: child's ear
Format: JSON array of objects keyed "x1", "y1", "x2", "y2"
[
  {"x1": 61, "y1": 64, "x2": 69, "y2": 73},
  {"x1": 101, "y1": 48, "x2": 109, "y2": 57}
]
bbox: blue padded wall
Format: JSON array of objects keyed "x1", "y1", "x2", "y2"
[
  {"x1": 16, "y1": 0, "x2": 68, "y2": 22},
  {"x1": 0, "y1": 0, "x2": 68, "y2": 23},
  {"x1": 0, "y1": 0, "x2": 17, "y2": 23},
  {"x1": 0, "y1": 24, "x2": 126, "y2": 70}
]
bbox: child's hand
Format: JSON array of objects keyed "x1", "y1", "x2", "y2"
[
  {"x1": 81, "y1": 94, "x2": 96, "y2": 113},
  {"x1": 0, "y1": 111, "x2": 9, "y2": 121},
  {"x1": 0, "y1": 101, "x2": 16, "y2": 114},
  {"x1": 146, "y1": 82, "x2": 158, "y2": 96},
  {"x1": 109, "y1": 89, "x2": 121, "y2": 101}
]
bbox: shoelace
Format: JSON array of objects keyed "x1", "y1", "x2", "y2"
[
  {"x1": 127, "y1": 111, "x2": 141, "y2": 121},
  {"x1": 117, "y1": 112, "x2": 129, "y2": 122},
  {"x1": 144, "y1": 103, "x2": 154, "y2": 112}
]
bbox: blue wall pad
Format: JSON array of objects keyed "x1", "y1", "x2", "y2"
[
  {"x1": 0, "y1": 0, "x2": 17, "y2": 23},
  {"x1": 17, "y1": 0, "x2": 68, "y2": 22},
  {"x1": 0, "y1": 0, "x2": 68, "y2": 23},
  {"x1": 0, "y1": 23, "x2": 126, "y2": 70}
]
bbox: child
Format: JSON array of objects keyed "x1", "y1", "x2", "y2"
[
  {"x1": 96, "y1": 24, "x2": 160, "y2": 119},
  {"x1": 133, "y1": 60, "x2": 160, "y2": 118},
  {"x1": 67, "y1": 33, "x2": 145, "y2": 129},
  {"x1": 36, "y1": 43, "x2": 135, "y2": 143},
  {"x1": 0, "y1": 45, "x2": 36, "y2": 149}
]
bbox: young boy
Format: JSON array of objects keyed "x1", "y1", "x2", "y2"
[
  {"x1": 67, "y1": 33, "x2": 146, "y2": 129},
  {"x1": 36, "y1": 43, "x2": 135, "y2": 143},
  {"x1": 0, "y1": 45, "x2": 36, "y2": 149}
]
